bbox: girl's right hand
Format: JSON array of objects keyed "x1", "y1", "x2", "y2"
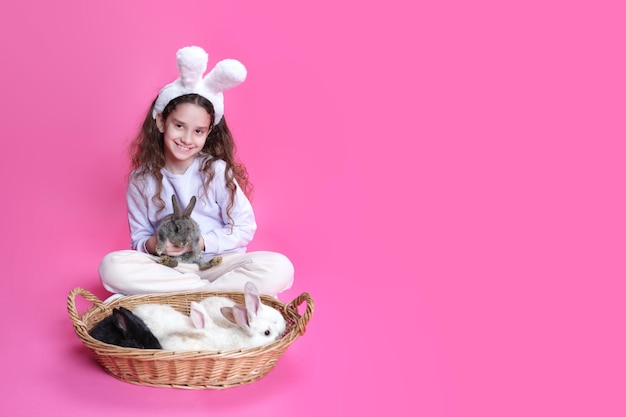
[
  {"x1": 146, "y1": 234, "x2": 191, "y2": 256},
  {"x1": 161, "y1": 241, "x2": 191, "y2": 257}
]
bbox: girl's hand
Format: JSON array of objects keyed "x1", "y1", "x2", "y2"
[
  {"x1": 165, "y1": 237, "x2": 205, "y2": 256},
  {"x1": 145, "y1": 235, "x2": 190, "y2": 256},
  {"x1": 145, "y1": 235, "x2": 205, "y2": 256},
  {"x1": 162, "y1": 241, "x2": 191, "y2": 257}
]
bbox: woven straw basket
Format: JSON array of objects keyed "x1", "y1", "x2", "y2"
[{"x1": 67, "y1": 287, "x2": 314, "y2": 389}]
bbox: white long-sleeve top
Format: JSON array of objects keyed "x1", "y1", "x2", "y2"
[{"x1": 126, "y1": 155, "x2": 256, "y2": 257}]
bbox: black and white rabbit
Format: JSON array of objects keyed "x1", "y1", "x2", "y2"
[
  {"x1": 155, "y1": 194, "x2": 222, "y2": 270},
  {"x1": 88, "y1": 307, "x2": 162, "y2": 349}
]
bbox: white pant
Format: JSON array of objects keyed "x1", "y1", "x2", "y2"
[{"x1": 98, "y1": 250, "x2": 294, "y2": 296}]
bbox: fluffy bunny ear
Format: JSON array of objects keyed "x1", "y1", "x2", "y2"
[
  {"x1": 152, "y1": 46, "x2": 246, "y2": 123},
  {"x1": 176, "y1": 46, "x2": 209, "y2": 89},
  {"x1": 243, "y1": 282, "x2": 260, "y2": 317},
  {"x1": 203, "y1": 59, "x2": 247, "y2": 93},
  {"x1": 189, "y1": 302, "x2": 209, "y2": 329}
]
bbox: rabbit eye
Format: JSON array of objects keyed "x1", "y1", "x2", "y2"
[{"x1": 264, "y1": 330, "x2": 271, "y2": 336}]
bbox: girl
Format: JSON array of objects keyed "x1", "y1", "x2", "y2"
[{"x1": 99, "y1": 46, "x2": 294, "y2": 298}]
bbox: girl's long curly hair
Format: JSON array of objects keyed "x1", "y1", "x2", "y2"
[{"x1": 128, "y1": 93, "x2": 252, "y2": 221}]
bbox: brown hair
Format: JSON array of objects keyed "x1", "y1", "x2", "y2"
[{"x1": 128, "y1": 94, "x2": 252, "y2": 221}]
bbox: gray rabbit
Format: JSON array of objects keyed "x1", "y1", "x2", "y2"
[{"x1": 155, "y1": 195, "x2": 222, "y2": 271}]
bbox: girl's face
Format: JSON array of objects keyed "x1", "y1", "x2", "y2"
[{"x1": 156, "y1": 102, "x2": 212, "y2": 174}]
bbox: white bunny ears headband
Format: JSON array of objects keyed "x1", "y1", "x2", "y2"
[{"x1": 152, "y1": 46, "x2": 247, "y2": 126}]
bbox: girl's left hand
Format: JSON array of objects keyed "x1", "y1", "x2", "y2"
[
  {"x1": 160, "y1": 237, "x2": 205, "y2": 256},
  {"x1": 146, "y1": 235, "x2": 204, "y2": 256},
  {"x1": 162, "y1": 240, "x2": 192, "y2": 257}
]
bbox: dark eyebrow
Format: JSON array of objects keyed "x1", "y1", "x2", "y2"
[{"x1": 171, "y1": 118, "x2": 209, "y2": 130}]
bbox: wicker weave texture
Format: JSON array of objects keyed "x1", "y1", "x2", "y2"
[{"x1": 67, "y1": 287, "x2": 313, "y2": 389}]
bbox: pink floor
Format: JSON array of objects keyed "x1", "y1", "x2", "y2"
[{"x1": 1, "y1": 1, "x2": 625, "y2": 416}]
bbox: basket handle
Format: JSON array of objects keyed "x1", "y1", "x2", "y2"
[
  {"x1": 67, "y1": 287, "x2": 106, "y2": 333},
  {"x1": 286, "y1": 292, "x2": 314, "y2": 336}
]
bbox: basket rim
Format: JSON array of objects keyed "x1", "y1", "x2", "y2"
[{"x1": 68, "y1": 287, "x2": 313, "y2": 359}]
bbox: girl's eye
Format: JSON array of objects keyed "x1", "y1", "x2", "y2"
[
  {"x1": 196, "y1": 130, "x2": 205, "y2": 135},
  {"x1": 175, "y1": 124, "x2": 183, "y2": 129}
]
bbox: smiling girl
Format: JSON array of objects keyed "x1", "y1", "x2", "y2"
[{"x1": 98, "y1": 46, "x2": 294, "y2": 298}]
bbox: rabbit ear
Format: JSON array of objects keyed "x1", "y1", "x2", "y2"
[
  {"x1": 221, "y1": 305, "x2": 252, "y2": 333},
  {"x1": 184, "y1": 196, "x2": 196, "y2": 216},
  {"x1": 112, "y1": 308, "x2": 130, "y2": 334},
  {"x1": 171, "y1": 195, "x2": 181, "y2": 216},
  {"x1": 232, "y1": 305, "x2": 252, "y2": 334},
  {"x1": 117, "y1": 307, "x2": 148, "y2": 333},
  {"x1": 115, "y1": 307, "x2": 162, "y2": 349},
  {"x1": 244, "y1": 282, "x2": 260, "y2": 317},
  {"x1": 220, "y1": 306, "x2": 236, "y2": 323},
  {"x1": 189, "y1": 302, "x2": 208, "y2": 329},
  {"x1": 203, "y1": 59, "x2": 247, "y2": 94}
]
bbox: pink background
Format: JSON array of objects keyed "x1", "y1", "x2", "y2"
[{"x1": 0, "y1": 0, "x2": 624, "y2": 416}]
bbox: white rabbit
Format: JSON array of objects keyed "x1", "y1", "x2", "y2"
[
  {"x1": 160, "y1": 282, "x2": 287, "y2": 351},
  {"x1": 132, "y1": 303, "x2": 195, "y2": 341},
  {"x1": 201, "y1": 282, "x2": 284, "y2": 328}
]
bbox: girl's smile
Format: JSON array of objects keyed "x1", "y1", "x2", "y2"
[{"x1": 156, "y1": 102, "x2": 212, "y2": 174}]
